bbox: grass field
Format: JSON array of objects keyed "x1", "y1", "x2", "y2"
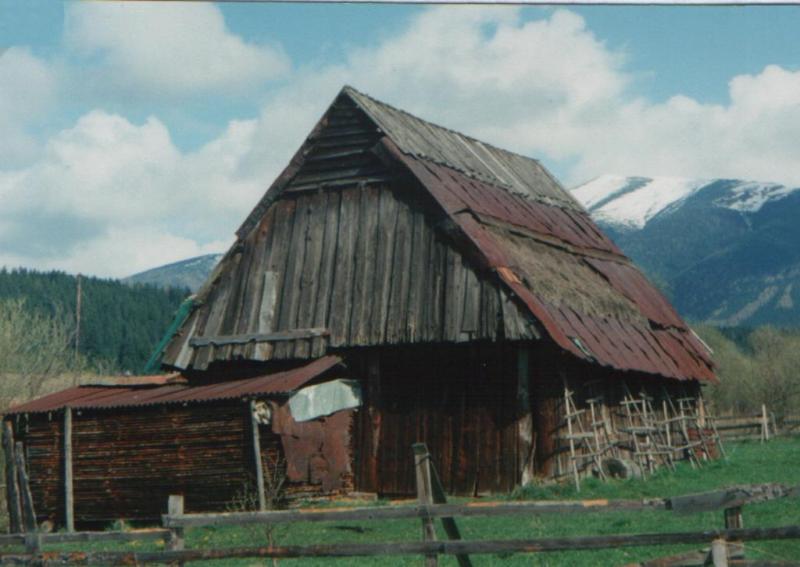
[{"x1": 31, "y1": 437, "x2": 800, "y2": 565}]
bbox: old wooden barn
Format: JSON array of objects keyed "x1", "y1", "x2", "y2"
[{"x1": 5, "y1": 87, "x2": 717, "y2": 529}]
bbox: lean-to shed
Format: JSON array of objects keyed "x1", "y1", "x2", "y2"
[{"x1": 6, "y1": 87, "x2": 716, "y2": 528}]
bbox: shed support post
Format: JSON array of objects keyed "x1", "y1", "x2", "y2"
[
  {"x1": 517, "y1": 348, "x2": 534, "y2": 486},
  {"x1": 14, "y1": 441, "x2": 37, "y2": 533},
  {"x1": 249, "y1": 399, "x2": 267, "y2": 511},
  {"x1": 2, "y1": 420, "x2": 22, "y2": 533},
  {"x1": 64, "y1": 408, "x2": 75, "y2": 532},
  {"x1": 413, "y1": 443, "x2": 438, "y2": 567}
]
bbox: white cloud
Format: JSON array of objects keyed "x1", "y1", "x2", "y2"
[
  {"x1": 0, "y1": 47, "x2": 57, "y2": 166},
  {"x1": 245, "y1": 7, "x2": 800, "y2": 188},
  {"x1": 64, "y1": 2, "x2": 289, "y2": 97},
  {"x1": 6, "y1": 5, "x2": 800, "y2": 279},
  {"x1": 0, "y1": 112, "x2": 259, "y2": 278}
]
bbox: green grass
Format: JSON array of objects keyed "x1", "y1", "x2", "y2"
[{"x1": 21, "y1": 438, "x2": 800, "y2": 566}]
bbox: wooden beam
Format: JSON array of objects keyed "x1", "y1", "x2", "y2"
[
  {"x1": 413, "y1": 443, "x2": 438, "y2": 567},
  {"x1": 9, "y1": 525, "x2": 800, "y2": 564},
  {"x1": 249, "y1": 400, "x2": 267, "y2": 511},
  {"x1": 428, "y1": 447, "x2": 473, "y2": 567},
  {"x1": 64, "y1": 408, "x2": 75, "y2": 532},
  {"x1": 189, "y1": 328, "x2": 329, "y2": 348},
  {"x1": 2, "y1": 420, "x2": 22, "y2": 533},
  {"x1": 14, "y1": 442, "x2": 36, "y2": 533}
]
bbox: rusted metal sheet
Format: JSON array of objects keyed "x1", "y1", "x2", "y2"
[
  {"x1": 271, "y1": 403, "x2": 353, "y2": 493},
  {"x1": 584, "y1": 258, "x2": 685, "y2": 329},
  {"x1": 5, "y1": 356, "x2": 343, "y2": 415}
]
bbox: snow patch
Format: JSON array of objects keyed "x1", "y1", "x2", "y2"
[
  {"x1": 714, "y1": 181, "x2": 800, "y2": 213},
  {"x1": 573, "y1": 175, "x2": 708, "y2": 229}
]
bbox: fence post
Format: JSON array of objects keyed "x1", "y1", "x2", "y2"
[
  {"x1": 761, "y1": 405, "x2": 770, "y2": 443},
  {"x1": 413, "y1": 443, "x2": 438, "y2": 567},
  {"x1": 167, "y1": 494, "x2": 185, "y2": 553},
  {"x1": 710, "y1": 538, "x2": 728, "y2": 567}
]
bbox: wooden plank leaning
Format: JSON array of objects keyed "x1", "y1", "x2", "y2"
[
  {"x1": 14, "y1": 441, "x2": 36, "y2": 534},
  {"x1": 2, "y1": 420, "x2": 22, "y2": 533}
]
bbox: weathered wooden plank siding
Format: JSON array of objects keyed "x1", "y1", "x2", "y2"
[
  {"x1": 162, "y1": 96, "x2": 537, "y2": 370},
  {"x1": 349, "y1": 343, "x2": 522, "y2": 496},
  {"x1": 171, "y1": 182, "x2": 536, "y2": 370}
]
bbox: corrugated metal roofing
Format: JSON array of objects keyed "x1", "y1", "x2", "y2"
[
  {"x1": 346, "y1": 87, "x2": 581, "y2": 212},
  {"x1": 380, "y1": 136, "x2": 715, "y2": 382},
  {"x1": 6, "y1": 356, "x2": 342, "y2": 415}
]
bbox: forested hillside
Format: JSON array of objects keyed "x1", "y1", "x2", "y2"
[{"x1": 0, "y1": 269, "x2": 189, "y2": 372}]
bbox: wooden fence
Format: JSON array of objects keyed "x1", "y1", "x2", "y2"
[
  {"x1": 714, "y1": 407, "x2": 800, "y2": 442},
  {"x1": 1, "y1": 444, "x2": 797, "y2": 566}
]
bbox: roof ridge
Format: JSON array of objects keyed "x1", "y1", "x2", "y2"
[{"x1": 341, "y1": 85, "x2": 549, "y2": 170}]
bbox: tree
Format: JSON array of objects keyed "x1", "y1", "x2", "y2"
[{"x1": 0, "y1": 298, "x2": 86, "y2": 402}]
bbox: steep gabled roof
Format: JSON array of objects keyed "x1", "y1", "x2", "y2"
[{"x1": 164, "y1": 86, "x2": 715, "y2": 382}]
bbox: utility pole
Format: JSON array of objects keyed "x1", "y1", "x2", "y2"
[{"x1": 75, "y1": 273, "x2": 82, "y2": 359}]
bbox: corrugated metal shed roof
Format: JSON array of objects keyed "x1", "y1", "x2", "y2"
[{"x1": 6, "y1": 356, "x2": 342, "y2": 415}]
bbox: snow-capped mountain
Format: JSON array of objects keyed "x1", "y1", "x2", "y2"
[
  {"x1": 571, "y1": 176, "x2": 800, "y2": 328},
  {"x1": 573, "y1": 175, "x2": 800, "y2": 230}
]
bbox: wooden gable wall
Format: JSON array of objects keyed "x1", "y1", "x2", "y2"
[{"x1": 163, "y1": 99, "x2": 537, "y2": 370}]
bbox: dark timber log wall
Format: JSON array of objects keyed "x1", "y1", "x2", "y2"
[{"x1": 12, "y1": 398, "x2": 354, "y2": 528}]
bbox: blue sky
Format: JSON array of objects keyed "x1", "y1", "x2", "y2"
[{"x1": 2, "y1": 2, "x2": 800, "y2": 277}]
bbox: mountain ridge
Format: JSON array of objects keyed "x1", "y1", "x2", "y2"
[{"x1": 572, "y1": 175, "x2": 800, "y2": 328}]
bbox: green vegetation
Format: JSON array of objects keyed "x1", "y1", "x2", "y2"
[
  {"x1": 26, "y1": 438, "x2": 800, "y2": 566},
  {"x1": 697, "y1": 325, "x2": 800, "y2": 420},
  {"x1": 0, "y1": 268, "x2": 188, "y2": 373}
]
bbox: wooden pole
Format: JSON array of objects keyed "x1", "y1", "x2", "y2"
[
  {"x1": 14, "y1": 442, "x2": 37, "y2": 533},
  {"x1": 249, "y1": 400, "x2": 267, "y2": 511},
  {"x1": 75, "y1": 273, "x2": 82, "y2": 359},
  {"x1": 710, "y1": 538, "x2": 728, "y2": 567},
  {"x1": 413, "y1": 443, "x2": 438, "y2": 567},
  {"x1": 426, "y1": 446, "x2": 472, "y2": 567},
  {"x1": 167, "y1": 495, "x2": 185, "y2": 551},
  {"x1": 724, "y1": 507, "x2": 743, "y2": 530},
  {"x1": 2, "y1": 421, "x2": 22, "y2": 533},
  {"x1": 761, "y1": 404, "x2": 770, "y2": 443},
  {"x1": 64, "y1": 408, "x2": 75, "y2": 532}
]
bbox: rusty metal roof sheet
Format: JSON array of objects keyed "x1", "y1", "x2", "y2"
[
  {"x1": 346, "y1": 86, "x2": 581, "y2": 212},
  {"x1": 6, "y1": 356, "x2": 343, "y2": 415},
  {"x1": 381, "y1": 137, "x2": 715, "y2": 382}
]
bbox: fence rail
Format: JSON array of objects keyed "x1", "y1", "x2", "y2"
[{"x1": 2, "y1": 444, "x2": 799, "y2": 566}]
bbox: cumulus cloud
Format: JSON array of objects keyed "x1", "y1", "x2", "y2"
[
  {"x1": 0, "y1": 112, "x2": 260, "y2": 277},
  {"x1": 5, "y1": 5, "x2": 800, "y2": 279},
  {"x1": 0, "y1": 47, "x2": 57, "y2": 166},
  {"x1": 64, "y1": 2, "x2": 289, "y2": 97},
  {"x1": 245, "y1": 7, "x2": 800, "y2": 188}
]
